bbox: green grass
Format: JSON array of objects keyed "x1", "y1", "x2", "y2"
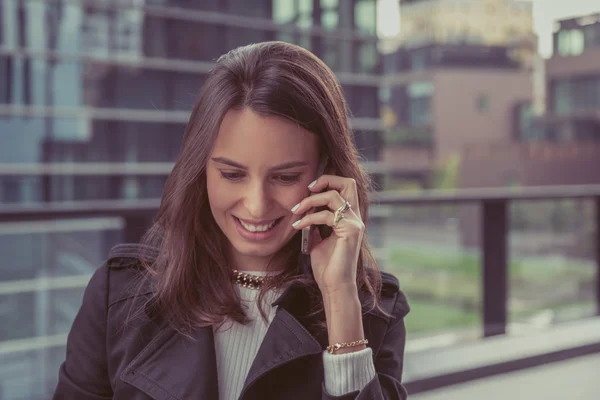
[
  {"x1": 384, "y1": 243, "x2": 596, "y2": 335},
  {"x1": 404, "y1": 299, "x2": 479, "y2": 334}
]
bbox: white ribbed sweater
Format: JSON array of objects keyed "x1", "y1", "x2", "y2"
[{"x1": 213, "y1": 278, "x2": 376, "y2": 400}]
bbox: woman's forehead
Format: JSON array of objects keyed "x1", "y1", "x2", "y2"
[{"x1": 212, "y1": 108, "x2": 319, "y2": 160}]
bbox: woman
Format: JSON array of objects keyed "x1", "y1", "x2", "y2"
[{"x1": 54, "y1": 41, "x2": 409, "y2": 400}]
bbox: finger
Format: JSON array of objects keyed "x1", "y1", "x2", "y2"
[
  {"x1": 308, "y1": 175, "x2": 359, "y2": 216},
  {"x1": 309, "y1": 225, "x2": 323, "y2": 251},
  {"x1": 291, "y1": 190, "x2": 346, "y2": 216},
  {"x1": 292, "y1": 210, "x2": 334, "y2": 230}
]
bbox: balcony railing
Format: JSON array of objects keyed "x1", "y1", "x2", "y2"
[
  {"x1": 0, "y1": 185, "x2": 599, "y2": 398},
  {"x1": 1, "y1": 184, "x2": 598, "y2": 337}
]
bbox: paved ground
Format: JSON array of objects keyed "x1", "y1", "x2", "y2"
[{"x1": 410, "y1": 353, "x2": 600, "y2": 400}]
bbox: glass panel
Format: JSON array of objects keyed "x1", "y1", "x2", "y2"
[
  {"x1": 408, "y1": 81, "x2": 434, "y2": 97},
  {"x1": 374, "y1": 204, "x2": 482, "y2": 344},
  {"x1": 354, "y1": 0, "x2": 376, "y2": 35},
  {"x1": 227, "y1": 0, "x2": 271, "y2": 18},
  {"x1": 143, "y1": 18, "x2": 226, "y2": 62},
  {"x1": 273, "y1": 0, "x2": 296, "y2": 24},
  {"x1": 0, "y1": 346, "x2": 67, "y2": 399},
  {"x1": 0, "y1": 55, "x2": 12, "y2": 104},
  {"x1": 476, "y1": 93, "x2": 490, "y2": 113},
  {"x1": 275, "y1": 31, "x2": 312, "y2": 50},
  {"x1": 1, "y1": 56, "x2": 206, "y2": 110},
  {"x1": 321, "y1": 10, "x2": 339, "y2": 30},
  {"x1": 274, "y1": 0, "x2": 313, "y2": 27},
  {"x1": 321, "y1": 0, "x2": 339, "y2": 30},
  {"x1": 552, "y1": 79, "x2": 571, "y2": 115},
  {"x1": 297, "y1": 0, "x2": 314, "y2": 28},
  {"x1": 557, "y1": 30, "x2": 571, "y2": 56},
  {"x1": 569, "y1": 29, "x2": 585, "y2": 56},
  {"x1": 146, "y1": 0, "x2": 221, "y2": 11},
  {"x1": 0, "y1": 117, "x2": 185, "y2": 163},
  {"x1": 0, "y1": 219, "x2": 124, "y2": 399},
  {"x1": 356, "y1": 39, "x2": 379, "y2": 73},
  {"x1": 408, "y1": 97, "x2": 432, "y2": 125},
  {"x1": 343, "y1": 85, "x2": 379, "y2": 118},
  {"x1": 0, "y1": 175, "x2": 167, "y2": 203},
  {"x1": 508, "y1": 199, "x2": 596, "y2": 333},
  {"x1": 320, "y1": 36, "x2": 340, "y2": 70}
]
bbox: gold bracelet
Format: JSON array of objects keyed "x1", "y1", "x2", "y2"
[{"x1": 326, "y1": 339, "x2": 369, "y2": 354}]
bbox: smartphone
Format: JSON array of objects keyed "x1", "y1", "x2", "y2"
[{"x1": 301, "y1": 157, "x2": 328, "y2": 255}]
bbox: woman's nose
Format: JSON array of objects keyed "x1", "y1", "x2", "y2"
[{"x1": 243, "y1": 182, "x2": 273, "y2": 218}]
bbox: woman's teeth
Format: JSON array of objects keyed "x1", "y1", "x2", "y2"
[{"x1": 239, "y1": 219, "x2": 278, "y2": 232}]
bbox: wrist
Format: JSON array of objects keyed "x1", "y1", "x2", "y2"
[
  {"x1": 322, "y1": 284, "x2": 360, "y2": 314},
  {"x1": 322, "y1": 282, "x2": 359, "y2": 300}
]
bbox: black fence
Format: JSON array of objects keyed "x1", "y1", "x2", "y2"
[{"x1": 1, "y1": 184, "x2": 599, "y2": 339}]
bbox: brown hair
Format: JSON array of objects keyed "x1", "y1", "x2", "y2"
[{"x1": 138, "y1": 41, "x2": 386, "y2": 335}]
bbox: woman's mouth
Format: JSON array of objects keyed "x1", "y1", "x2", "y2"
[{"x1": 233, "y1": 216, "x2": 284, "y2": 241}]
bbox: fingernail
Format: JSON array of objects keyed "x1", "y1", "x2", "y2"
[
  {"x1": 292, "y1": 220, "x2": 301, "y2": 228},
  {"x1": 308, "y1": 180, "x2": 317, "y2": 188},
  {"x1": 291, "y1": 203, "x2": 300, "y2": 212}
]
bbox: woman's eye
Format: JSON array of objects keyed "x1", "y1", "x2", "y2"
[
  {"x1": 220, "y1": 171, "x2": 245, "y2": 181},
  {"x1": 275, "y1": 175, "x2": 301, "y2": 184}
]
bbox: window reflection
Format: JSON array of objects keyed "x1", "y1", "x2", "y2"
[
  {"x1": 354, "y1": 0, "x2": 376, "y2": 34},
  {"x1": 356, "y1": 39, "x2": 379, "y2": 73},
  {"x1": 0, "y1": 57, "x2": 206, "y2": 110},
  {"x1": 552, "y1": 76, "x2": 600, "y2": 115},
  {"x1": 557, "y1": 29, "x2": 585, "y2": 56},
  {"x1": 321, "y1": 0, "x2": 339, "y2": 30},
  {"x1": 273, "y1": 0, "x2": 313, "y2": 28}
]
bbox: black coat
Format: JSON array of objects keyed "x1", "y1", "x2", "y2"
[{"x1": 53, "y1": 244, "x2": 410, "y2": 400}]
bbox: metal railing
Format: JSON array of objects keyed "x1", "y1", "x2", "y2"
[{"x1": 1, "y1": 184, "x2": 599, "y2": 338}]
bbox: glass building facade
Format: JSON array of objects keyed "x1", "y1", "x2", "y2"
[{"x1": 0, "y1": 1, "x2": 382, "y2": 398}]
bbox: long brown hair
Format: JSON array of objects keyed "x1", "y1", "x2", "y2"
[{"x1": 138, "y1": 41, "x2": 386, "y2": 336}]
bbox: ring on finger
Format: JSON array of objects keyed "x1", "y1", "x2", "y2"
[{"x1": 332, "y1": 200, "x2": 351, "y2": 229}]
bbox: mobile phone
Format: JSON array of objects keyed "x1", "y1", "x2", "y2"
[{"x1": 301, "y1": 157, "x2": 328, "y2": 255}]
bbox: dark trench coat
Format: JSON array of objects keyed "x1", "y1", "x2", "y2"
[{"x1": 53, "y1": 243, "x2": 410, "y2": 399}]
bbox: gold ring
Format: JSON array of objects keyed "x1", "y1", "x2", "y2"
[
  {"x1": 337, "y1": 200, "x2": 351, "y2": 213},
  {"x1": 332, "y1": 200, "x2": 351, "y2": 229}
]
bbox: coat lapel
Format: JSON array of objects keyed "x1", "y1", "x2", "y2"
[
  {"x1": 238, "y1": 283, "x2": 324, "y2": 399},
  {"x1": 119, "y1": 281, "x2": 327, "y2": 400},
  {"x1": 120, "y1": 324, "x2": 219, "y2": 400}
]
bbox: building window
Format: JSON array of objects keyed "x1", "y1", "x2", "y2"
[
  {"x1": 583, "y1": 23, "x2": 600, "y2": 49},
  {"x1": 410, "y1": 51, "x2": 427, "y2": 70},
  {"x1": 0, "y1": 56, "x2": 10, "y2": 103},
  {"x1": 273, "y1": 0, "x2": 295, "y2": 24},
  {"x1": 354, "y1": 0, "x2": 376, "y2": 35},
  {"x1": 228, "y1": 0, "x2": 270, "y2": 18},
  {"x1": 476, "y1": 94, "x2": 490, "y2": 113},
  {"x1": 356, "y1": 40, "x2": 378, "y2": 73},
  {"x1": 552, "y1": 80, "x2": 571, "y2": 114},
  {"x1": 273, "y1": 0, "x2": 313, "y2": 28},
  {"x1": 321, "y1": 0, "x2": 339, "y2": 30},
  {"x1": 552, "y1": 76, "x2": 600, "y2": 115},
  {"x1": 0, "y1": 0, "x2": 4, "y2": 46},
  {"x1": 557, "y1": 29, "x2": 585, "y2": 56},
  {"x1": 407, "y1": 81, "x2": 433, "y2": 126}
]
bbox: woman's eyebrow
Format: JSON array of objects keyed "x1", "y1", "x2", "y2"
[{"x1": 211, "y1": 157, "x2": 309, "y2": 171}]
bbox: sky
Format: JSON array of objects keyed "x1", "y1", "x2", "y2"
[{"x1": 377, "y1": 0, "x2": 600, "y2": 58}]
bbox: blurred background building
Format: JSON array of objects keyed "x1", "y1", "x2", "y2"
[
  {"x1": 0, "y1": 1, "x2": 385, "y2": 398},
  {"x1": 1, "y1": 1, "x2": 599, "y2": 399}
]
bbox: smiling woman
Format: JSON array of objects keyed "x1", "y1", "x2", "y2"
[
  {"x1": 207, "y1": 108, "x2": 320, "y2": 270},
  {"x1": 53, "y1": 41, "x2": 410, "y2": 400}
]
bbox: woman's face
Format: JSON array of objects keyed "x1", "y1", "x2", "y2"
[{"x1": 206, "y1": 108, "x2": 320, "y2": 271}]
